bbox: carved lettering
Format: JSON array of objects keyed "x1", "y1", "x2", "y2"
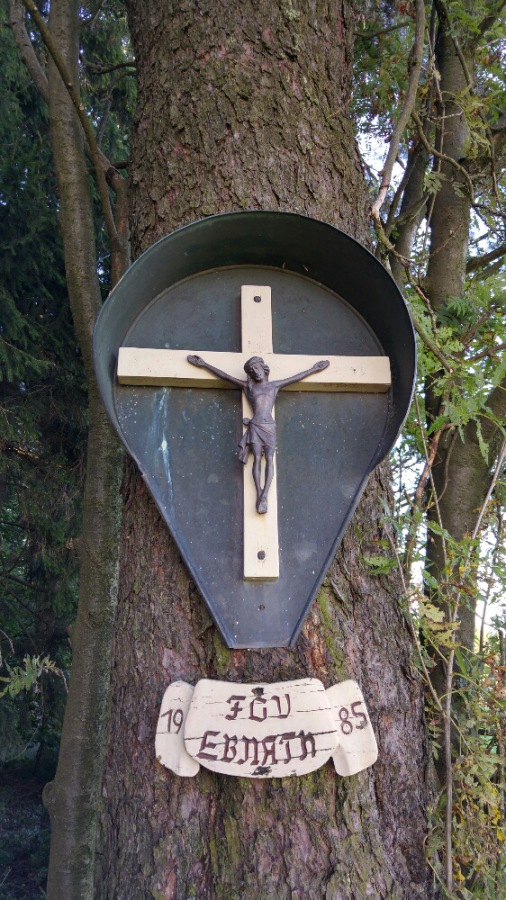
[
  {"x1": 237, "y1": 736, "x2": 259, "y2": 766},
  {"x1": 194, "y1": 729, "x2": 320, "y2": 766},
  {"x1": 197, "y1": 730, "x2": 220, "y2": 760},
  {"x1": 298, "y1": 730, "x2": 316, "y2": 760},
  {"x1": 261, "y1": 735, "x2": 278, "y2": 766},
  {"x1": 222, "y1": 734, "x2": 238, "y2": 762},
  {"x1": 279, "y1": 731, "x2": 296, "y2": 763},
  {"x1": 351, "y1": 700, "x2": 368, "y2": 730},
  {"x1": 225, "y1": 695, "x2": 246, "y2": 720},
  {"x1": 272, "y1": 694, "x2": 291, "y2": 719},
  {"x1": 335, "y1": 701, "x2": 369, "y2": 736},
  {"x1": 338, "y1": 706, "x2": 353, "y2": 735},
  {"x1": 225, "y1": 690, "x2": 294, "y2": 723},
  {"x1": 249, "y1": 695, "x2": 267, "y2": 721},
  {"x1": 161, "y1": 708, "x2": 184, "y2": 734}
]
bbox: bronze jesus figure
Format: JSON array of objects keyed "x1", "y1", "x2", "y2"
[{"x1": 187, "y1": 354, "x2": 329, "y2": 514}]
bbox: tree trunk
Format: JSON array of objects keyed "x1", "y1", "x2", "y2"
[
  {"x1": 424, "y1": 12, "x2": 475, "y2": 648},
  {"x1": 424, "y1": 10, "x2": 506, "y2": 679},
  {"x1": 95, "y1": 3, "x2": 434, "y2": 897},
  {"x1": 42, "y1": 3, "x2": 124, "y2": 897}
]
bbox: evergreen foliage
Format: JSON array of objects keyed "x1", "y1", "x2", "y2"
[
  {"x1": 0, "y1": 1, "x2": 85, "y2": 773},
  {"x1": 0, "y1": 0, "x2": 134, "y2": 781}
]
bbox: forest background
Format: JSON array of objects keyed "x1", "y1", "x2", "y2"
[{"x1": 0, "y1": 1, "x2": 505, "y2": 898}]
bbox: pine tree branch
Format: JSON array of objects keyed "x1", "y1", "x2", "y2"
[{"x1": 371, "y1": 0, "x2": 425, "y2": 220}]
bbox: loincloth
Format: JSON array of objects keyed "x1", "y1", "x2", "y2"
[{"x1": 238, "y1": 421, "x2": 277, "y2": 463}]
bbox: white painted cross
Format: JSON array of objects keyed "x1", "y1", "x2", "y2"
[{"x1": 118, "y1": 285, "x2": 391, "y2": 581}]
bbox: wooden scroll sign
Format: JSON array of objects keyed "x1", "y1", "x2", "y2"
[{"x1": 155, "y1": 678, "x2": 377, "y2": 779}]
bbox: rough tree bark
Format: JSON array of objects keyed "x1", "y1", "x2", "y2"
[
  {"x1": 38, "y1": 3, "x2": 124, "y2": 897},
  {"x1": 92, "y1": 4, "x2": 434, "y2": 899}
]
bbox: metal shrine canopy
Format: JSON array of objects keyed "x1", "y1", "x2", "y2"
[{"x1": 93, "y1": 212, "x2": 416, "y2": 649}]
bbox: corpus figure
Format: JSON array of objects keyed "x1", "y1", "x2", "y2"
[{"x1": 187, "y1": 354, "x2": 329, "y2": 514}]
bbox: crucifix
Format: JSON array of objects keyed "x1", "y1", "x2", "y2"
[{"x1": 117, "y1": 285, "x2": 391, "y2": 582}]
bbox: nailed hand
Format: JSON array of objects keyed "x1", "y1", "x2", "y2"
[{"x1": 187, "y1": 354, "x2": 205, "y2": 367}]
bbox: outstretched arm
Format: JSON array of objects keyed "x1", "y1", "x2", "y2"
[
  {"x1": 275, "y1": 359, "x2": 330, "y2": 389},
  {"x1": 187, "y1": 354, "x2": 245, "y2": 387}
]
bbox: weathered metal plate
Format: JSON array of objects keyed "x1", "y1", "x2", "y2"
[{"x1": 93, "y1": 212, "x2": 415, "y2": 648}]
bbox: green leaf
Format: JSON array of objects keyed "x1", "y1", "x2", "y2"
[{"x1": 362, "y1": 555, "x2": 397, "y2": 575}]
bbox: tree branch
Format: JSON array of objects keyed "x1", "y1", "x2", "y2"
[
  {"x1": 80, "y1": 1, "x2": 104, "y2": 28},
  {"x1": 22, "y1": 0, "x2": 123, "y2": 264},
  {"x1": 482, "y1": 378, "x2": 506, "y2": 444},
  {"x1": 437, "y1": 0, "x2": 502, "y2": 205},
  {"x1": 402, "y1": 425, "x2": 447, "y2": 575},
  {"x1": 410, "y1": 300, "x2": 454, "y2": 373},
  {"x1": 411, "y1": 109, "x2": 475, "y2": 203},
  {"x1": 467, "y1": 243, "x2": 506, "y2": 273},
  {"x1": 11, "y1": 0, "x2": 129, "y2": 282},
  {"x1": 81, "y1": 55, "x2": 136, "y2": 74},
  {"x1": 475, "y1": 0, "x2": 506, "y2": 42},
  {"x1": 354, "y1": 18, "x2": 413, "y2": 39},
  {"x1": 471, "y1": 259, "x2": 504, "y2": 281},
  {"x1": 9, "y1": 0, "x2": 48, "y2": 103},
  {"x1": 384, "y1": 144, "x2": 423, "y2": 236},
  {"x1": 391, "y1": 192, "x2": 429, "y2": 233},
  {"x1": 471, "y1": 439, "x2": 506, "y2": 541},
  {"x1": 375, "y1": 229, "x2": 455, "y2": 373},
  {"x1": 22, "y1": 0, "x2": 129, "y2": 281},
  {"x1": 371, "y1": 0, "x2": 425, "y2": 219}
]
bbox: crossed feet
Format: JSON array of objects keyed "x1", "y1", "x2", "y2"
[{"x1": 256, "y1": 492, "x2": 268, "y2": 515}]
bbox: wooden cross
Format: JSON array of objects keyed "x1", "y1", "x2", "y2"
[{"x1": 118, "y1": 285, "x2": 391, "y2": 581}]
